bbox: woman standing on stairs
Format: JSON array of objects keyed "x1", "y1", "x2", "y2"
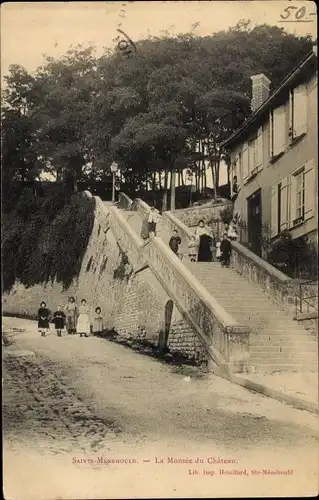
[{"x1": 194, "y1": 220, "x2": 213, "y2": 262}]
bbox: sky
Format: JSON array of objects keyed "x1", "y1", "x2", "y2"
[{"x1": 1, "y1": 1, "x2": 317, "y2": 187}]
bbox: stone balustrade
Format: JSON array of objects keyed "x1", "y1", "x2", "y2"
[
  {"x1": 230, "y1": 241, "x2": 297, "y2": 312},
  {"x1": 116, "y1": 193, "x2": 251, "y2": 374},
  {"x1": 162, "y1": 210, "x2": 193, "y2": 250},
  {"x1": 93, "y1": 195, "x2": 146, "y2": 272},
  {"x1": 118, "y1": 192, "x2": 133, "y2": 210},
  {"x1": 174, "y1": 200, "x2": 232, "y2": 227},
  {"x1": 144, "y1": 236, "x2": 250, "y2": 374}
]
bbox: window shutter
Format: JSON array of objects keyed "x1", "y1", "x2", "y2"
[
  {"x1": 271, "y1": 185, "x2": 279, "y2": 237},
  {"x1": 289, "y1": 90, "x2": 293, "y2": 139},
  {"x1": 269, "y1": 112, "x2": 274, "y2": 158},
  {"x1": 242, "y1": 143, "x2": 249, "y2": 180},
  {"x1": 280, "y1": 177, "x2": 289, "y2": 231},
  {"x1": 273, "y1": 105, "x2": 286, "y2": 156},
  {"x1": 304, "y1": 160, "x2": 315, "y2": 220},
  {"x1": 248, "y1": 141, "x2": 255, "y2": 173},
  {"x1": 293, "y1": 84, "x2": 308, "y2": 137},
  {"x1": 256, "y1": 126, "x2": 263, "y2": 168},
  {"x1": 290, "y1": 174, "x2": 297, "y2": 226},
  {"x1": 238, "y1": 151, "x2": 242, "y2": 187}
]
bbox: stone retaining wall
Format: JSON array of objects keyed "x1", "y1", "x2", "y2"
[{"x1": 174, "y1": 201, "x2": 232, "y2": 227}]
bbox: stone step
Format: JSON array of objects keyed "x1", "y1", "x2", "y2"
[
  {"x1": 250, "y1": 356, "x2": 318, "y2": 365},
  {"x1": 251, "y1": 365, "x2": 318, "y2": 373},
  {"x1": 251, "y1": 345, "x2": 316, "y2": 353},
  {"x1": 250, "y1": 341, "x2": 316, "y2": 348},
  {"x1": 249, "y1": 350, "x2": 316, "y2": 359},
  {"x1": 251, "y1": 334, "x2": 317, "y2": 341}
]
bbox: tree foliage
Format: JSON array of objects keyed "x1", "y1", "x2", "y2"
[{"x1": 2, "y1": 22, "x2": 313, "y2": 199}]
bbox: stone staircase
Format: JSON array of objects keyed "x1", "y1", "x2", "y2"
[
  {"x1": 117, "y1": 202, "x2": 318, "y2": 374},
  {"x1": 185, "y1": 262, "x2": 318, "y2": 373}
]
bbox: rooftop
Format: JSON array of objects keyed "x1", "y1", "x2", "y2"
[{"x1": 222, "y1": 49, "x2": 317, "y2": 149}]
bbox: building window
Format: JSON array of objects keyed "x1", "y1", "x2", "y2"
[
  {"x1": 270, "y1": 104, "x2": 287, "y2": 158},
  {"x1": 289, "y1": 84, "x2": 308, "y2": 140},
  {"x1": 271, "y1": 160, "x2": 315, "y2": 237},
  {"x1": 242, "y1": 126, "x2": 263, "y2": 182},
  {"x1": 294, "y1": 168, "x2": 305, "y2": 223}
]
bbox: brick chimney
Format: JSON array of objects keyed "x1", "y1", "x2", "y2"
[{"x1": 250, "y1": 74, "x2": 271, "y2": 112}]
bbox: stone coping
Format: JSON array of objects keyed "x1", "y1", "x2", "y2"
[
  {"x1": 164, "y1": 210, "x2": 194, "y2": 238},
  {"x1": 94, "y1": 194, "x2": 143, "y2": 248},
  {"x1": 231, "y1": 241, "x2": 292, "y2": 284},
  {"x1": 174, "y1": 200, "x2": 232, "y2": 213},
  {"x1": 118, "y1": 192, "x2": 133, "y2": 209}
]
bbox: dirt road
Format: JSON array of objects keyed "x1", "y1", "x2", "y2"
[{"x1": 3, "y1": 316, "x2": 318, "y2": 499}]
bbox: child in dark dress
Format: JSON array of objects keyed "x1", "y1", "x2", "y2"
[
  {"x1": 169, "y1": 229, "x2": 182, "y2": 256},
  {"x1": 38, "y1": 301, "x2": 50, "y2": 337},
  {"x1": 52, "y1": 305, "x2": 66, "y2": 337},
  {"x1": 220, "y1": 233, "x2": 232, "y2": 268}
]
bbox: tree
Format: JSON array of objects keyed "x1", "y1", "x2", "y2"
[
  {"x1": 2, "y1": 22, "x2": 313, "y2": 204},
  {"x1": 31, "y1": 46, "x2": 98, "y2": 182}
]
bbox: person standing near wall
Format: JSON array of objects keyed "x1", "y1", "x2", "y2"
[
  {"x1": 52, "y1": 305, "x2": 66, "y2": 337},
  {"x1": 93, "y1": 306, "x2": 104, "y2": 335},
  {"x1": 64, "y1": 297, "x2": 77, "y2": 335},
  {"x1": 38, "y1": 301, "x2": 50, "y2": 337},
  {"x1": 76, "y1": 299, "x2": 90, "y2": 338}
]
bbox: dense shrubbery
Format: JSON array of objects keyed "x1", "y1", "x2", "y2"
[{"x1": 2, "y1": 189, "x2": 95, "y2": 292}]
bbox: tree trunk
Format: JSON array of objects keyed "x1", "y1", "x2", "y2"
[
  {"x1": 204, "y1": 165, "x2": 207, "y2": 196},
  {"x1": 152, "y1": 171, "x2": 156, "y2": 192},
  {"x1": 215, "y1": 159, "x2": 220, "y2": 194},
  {"x1": 205, "y1": 140, "x2": 217, "y2": 201},
  {"x1": 170, "y1": 166, "x2": 176, "y2": 211},
  {"x1": 181, "y1": 169, "x2": 185, "y2": 186},
  {"x1": 162, "y1": 169, "x2": 169, "y2": 212}
]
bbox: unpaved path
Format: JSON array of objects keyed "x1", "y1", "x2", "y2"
[{"x1": 3, "y1": 316, "x2": 319, "y2": 499}]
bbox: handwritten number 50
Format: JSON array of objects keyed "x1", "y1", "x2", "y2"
[{"x1": 280, "y1": 5, "x2": 307, "y2": 19}]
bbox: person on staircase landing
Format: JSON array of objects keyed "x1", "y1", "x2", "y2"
[
  {"x1": 76, "y1": 299, "x2": 90, "y2": 338},
  {"x1": 195, "y1": 220, "x2": 213, "y2": 262},
  {"x1": 93, "y1": 307, "x2": 104, "y2": 335},
  {"x1": 38, "y1": 301, "x2": 50, "y2": 337},
  {"x1": 64, "y1": 296, "x2": 77, "y2": 334},
  {"x1": 52, "y1": 305, "x2": 66, "y2": 337},
  {"x1": 228, "y1": 221, "x2": 238, "y2": 241},
  {"x1": 148, "y1": 207, "x2": 160, "y2": 237},
  {"x1": 169, "y1": 229, "x2": 182, "y2": 257},
  {"x1": 188, "y1": 235, "x2": 198, "y2": 262},
  {"x1": 220, "y1": 233, "x2": 232, "y2": 268},
  {"x1": 216, "y1": 239, "x2": 221, "y2": 261}
]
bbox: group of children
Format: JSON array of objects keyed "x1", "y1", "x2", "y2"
[
  {"x1": 37, "y1": 298, "x2": 104, "y2": 337},
  {"x1": 187, "y1": 233, "x2": 232, "y2": 265},
  {"x1": 168, "y1": 221, "x2": 236, "y2": 267}
]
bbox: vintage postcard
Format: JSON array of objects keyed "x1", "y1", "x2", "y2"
[{"x1": 2, "y1": 1, "x2": 318, "y2": 499}]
